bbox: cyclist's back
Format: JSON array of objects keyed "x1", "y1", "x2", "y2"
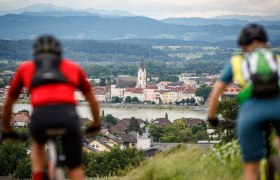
[
  {"x1": 2, "y1": 35, "x2": 100, "y2": 180},
  {"x1": 207, "y1": 24, "x2": 280, "y2": 180}
]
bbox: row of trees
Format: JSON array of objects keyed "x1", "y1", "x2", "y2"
[
  {"x1": 0, "y1": 141, "x2": 144, "y2": 179},
  {"x1": 149, "y1": 119, "x2": 208, "y2": 143},
  {"x1": 125, "y1": 96, "x2": 139, "y2": 103},
  {"x1": 83, "y1": 148, "x2": 144, "y2": 178}
]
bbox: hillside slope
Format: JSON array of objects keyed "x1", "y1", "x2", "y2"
[{"x1": 107, "y1": 142, "x2": 243, "y2": 180}]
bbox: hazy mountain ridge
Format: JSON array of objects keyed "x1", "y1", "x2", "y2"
[
  {"x1": 0, "y1": 3, "x2": 134, "y2": 17},
  {"x1": 0, "y1": 14, "x2": 279, "y2": 41},
  {"x1": 213, "y1": 14, "x2": 280, "y2": 21}
]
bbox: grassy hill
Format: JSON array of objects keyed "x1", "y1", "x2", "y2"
[{"x1": 97, "y1": 142, "x2": 243, "y2": 180}]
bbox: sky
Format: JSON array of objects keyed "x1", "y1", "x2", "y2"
[{"x1": 0, "y1": 0, "x2": 280, "y2": 19}]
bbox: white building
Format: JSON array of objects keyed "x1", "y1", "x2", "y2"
[
  {"x1": 136, "y1": 128, "x2": 152, "y2": 150},
  {"x1": 136, "y1": 58, "x2": 147, "y2": 88},
  {"x1": 75, "y1": 91, "x2": 85, "y2": 101},
  {"x1": 124, "y1": 88, "x2": 144, "y2": 102}
]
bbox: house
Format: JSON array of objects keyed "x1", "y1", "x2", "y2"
[
  {"x1": 104, "y1": 133, "x2": 122, "y2": 147},
  {"x1": 136, "y1": 128, "x2": 152, "y2": 150},
  {"x1": 19, "y1": 87, "x2": 30, "y2": 100},
  {"x1": 117, "y1": 133, "x2": 137, "y2": 149},
  {"x1": 207, "y1": 128, "x2": 219, "y2": 139},
  {"x1": 111, "y1": 75, "x2": 137, "y2": 99},
  {"x1": 152, "y1": 118, "x2": 171, "y2": 127},
  {"x1": 82, "y1": 142, "x2": 99, "y2": 153},
  {"x1": 11, "y1": 111, "x2": 30, "y2": 127},
  {"x1": 124, "y1": 88, "x2": 144, "y2": 102},
  {"x1": 143, "y1": 85, "x2": 158, "y2": 102},
  {"x1": 110, "y1": 118, "x2": 145, "y2": 134},
  {"x1": 88, "y1": 139, "x2": 112, "y2": 152},
  {"x1": 94, "y1": 86, "x2": 111, "y2": 102},
  {"x1": 221, "y1": 83, "x2": 240, "y2": 100},
  {"x1": 183, "y1": 118, "x2": 203, "y2": 127},
  {"x1": 74, "y1": 91, "x2": 85, "y2": 101}
]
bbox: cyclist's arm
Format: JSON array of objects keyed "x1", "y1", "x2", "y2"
[
  {"x1": 208, "y1": 64, "x2": 232, "y2": 118},
  {"x1": 208, "y1": 81, "x2": 227, "y2": 118},
  {"x1": 2, "y1": 68, "x2": 24, "y2": 132},
  {"x1": 84, "y1": 91, "x2": 100, "y2": 128},
  {"x1": 78, "y1": 69, "x2": 100, "y2": 128}
]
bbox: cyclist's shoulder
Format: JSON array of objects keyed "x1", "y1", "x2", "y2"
[
  {"x1": 17, "y1": 60, "x2": 35, "y2": 71},
  {"x1": 61, "y1": 58, "x2": 80, "y2": 68},
  {"x1": 230, "y1": 53, "x2": 244, "y2": 61}
]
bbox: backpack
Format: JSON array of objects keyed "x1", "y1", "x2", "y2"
[
  {"x1": 237, "y1": 48, "x2": 280, "y2": 103},
  {"x1": 30, "y1": 53, "x2": 68, "y2": 89}
]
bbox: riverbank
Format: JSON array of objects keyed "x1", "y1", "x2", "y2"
[{"x1": 8, "y1": 99, "x2": 207, "y2": 111}]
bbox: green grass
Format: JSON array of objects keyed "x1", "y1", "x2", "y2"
[{"x1": 97, "y1": 143, "x2": 243, "y2": 180}]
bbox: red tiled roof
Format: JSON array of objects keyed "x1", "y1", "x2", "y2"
[
  {"x1": 184, "y1": 118, "x2": 202, "y2": 126},
  {"x1": 152, "y1": 118, "x2": 171, "y2": 127},
  {"x1": 124, "y1": 88, "x2": 144, "y2": 94},
  {"x1": 10, "y1": 112, "x2": 30, "y2": 123}
]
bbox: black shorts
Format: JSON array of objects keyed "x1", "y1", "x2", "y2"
[{"x1": 29, "y1": 104, "x2": 82, "y2": 168}]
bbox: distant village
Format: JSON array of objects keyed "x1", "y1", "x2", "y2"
[
  {"x1": 5, "y1": 109, "x2": 219, "y2": 157},
  {"x1": 0, "y1": 59, "x2": 240, "y2": 104},
  {"x1": 0, "y1": 59, "x2": 241, "y2": 156}
]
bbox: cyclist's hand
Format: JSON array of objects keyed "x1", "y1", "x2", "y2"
[
  {"x1": 207, "y1": 117, "x2": 220, "y2": 128},
  {"x1": 1, "y1": 131, "x2": 20, "y2": 141},
  {"x1": 85, "y1": 124, "x2": 101, "y2": 137}
]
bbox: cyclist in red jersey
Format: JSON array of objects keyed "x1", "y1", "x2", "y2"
[{"x1": 1, "y1": 35, "x2": 100, "y2": 180}]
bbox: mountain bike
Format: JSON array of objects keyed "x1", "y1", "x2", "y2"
[
  {"x1": 44, "y1": 128, "x2": 67, "y2": 180},
  {"x1": 259, "y1": 121, "x2": 280, "y2": 180},
  {"x1": 1, "y1": 127, "x2": 99, "y2": 180},
  {"x1": 217, "y1": 120, "x2": 280, "y2": 180}
]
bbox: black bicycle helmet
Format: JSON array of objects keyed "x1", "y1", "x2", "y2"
[
  {"x1": 237, "y1": 23, "x2": 268, "y2": 46},
  {"x1": 33, "y1": 35, "x2": 62, "y2": 56}
]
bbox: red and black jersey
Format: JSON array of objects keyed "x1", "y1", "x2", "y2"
[{"x1": 8, "y1": 58, "x2": 92, "y2": 107}]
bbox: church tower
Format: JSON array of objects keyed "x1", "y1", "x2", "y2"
[{"x1": 136, "y1": 58, "x2": 147, "y2": 88}]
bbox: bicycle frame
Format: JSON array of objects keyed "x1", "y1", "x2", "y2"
[
  {"x1": 260, "y1": 122, "x2": 280, "y2": 180},
  {"x1": 45, "y1": 128, "x2": 66, "y2": 180}
]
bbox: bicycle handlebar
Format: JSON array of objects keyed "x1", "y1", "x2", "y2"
[{"x1": 1, "y1": 126, "x2": 100, "y2": 142}]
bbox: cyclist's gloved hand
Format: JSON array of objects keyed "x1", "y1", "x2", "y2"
[
  {"x1": 1, "y1": 131, "x2": 20, "y2": 141},
  {"x1": 85, "y1": 125, "x2": 101, "y2": 136},
  {"x1": 207, "y1": 117, "x2": 220, "y2": 128}
]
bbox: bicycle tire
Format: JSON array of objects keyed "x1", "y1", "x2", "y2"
[{"x1": 269, "y1": 155, "x2": 280, "y2": 177}]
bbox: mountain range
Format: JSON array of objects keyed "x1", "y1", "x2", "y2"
[
  {"x1": 0, "y1": 4, "x2": 135, "y2": 17},
  {"x1": 0, "y1": 4, "x2": 279, "y2": 41}
]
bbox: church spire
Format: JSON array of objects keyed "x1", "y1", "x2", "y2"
[
  {"x1": 136, "y1": 58, "x2": 146, "y2": 88},
  {"x1": 139, "y1": 58, "x2": 145, "y2": 71}
]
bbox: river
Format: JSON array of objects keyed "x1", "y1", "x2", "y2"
[{"x1": 13, "y1": 103, "x2": 207, "y2": 122}]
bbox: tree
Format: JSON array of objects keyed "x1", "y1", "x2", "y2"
[
  {"x1": 128, "y1": 117, "x2": 140, "y2": 132},
  {"x1": 132, "y1": 97, "x2": 139, "y2": 103},
  {"x1": 112, "y1": 96, "x2": 121, "y2": 103},
  {"x1": 99, "y1": 77, "x2": 106, "y2": 86},
  {"x1": 104, "y1": 114, "x2": 117, "y2": 125},
  {"x1": 149, "y1": 124, "x2": 164, "y2": 142},
  {"x1": 195, "y1": 84, "x2": 212, "y2": 103},
  {"x1": 14, "y1": 157, "x2": 32, "y2": 179},
  {"x1": 83, "y1": 148, "x2": 144, "y2": 178},
  {"x1": 216, "y1": 98, "x2": 239, "y2": 143},
  {"x1": 125, "y1": 96, "x2": 132, "y2": 103},
  {"x1": 190, "y1": 98, "x2": 196, "y2": 105},
  {"x1": 0, "y1": 142, "x2": 28, "y2": 177}
]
